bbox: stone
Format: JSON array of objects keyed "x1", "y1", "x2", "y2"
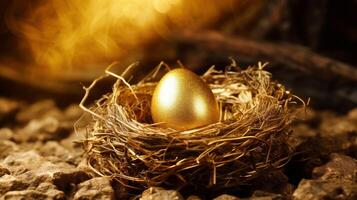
[
  {"x1": 0, "y1": 140, "x2": 18, "y2": 159},
  {"x1": 293, "y1": 154, "x2": 357, "y2": 200},
  {"x1": 186, "y1": 195, "x2": 202, "y2": 200},
  {"x1": 0, "y1": 128, "x2": 13, "y2": 140},
  {"x1": 317, "y1": 110, "x2": 338, "y2": 121},
  {"x1": 2, "y1": 190, "x2": 56, "y2": 200},
  {"x1": 312, "y1": 153, "x2": 357, "y2": 181},
  {"x1": 15, "y1": 100, "x2": 81, "y2": 129},
  {"x1": 63, "y1": 105, "x2": 83, "y2": 125},
  {"x1": 36, "y1": 182, "x2": 65, "y2": 198},
  {"x1": 73, "y1": 177, "x2": 114, "y2": 200},
  {"x1": 0, "y1": 150, "x2": 90, "y2": 196},
  {"x1": 2, "y1": 182, "x2": 65, "y2": 200},
  {"x1": 64, "y1": 104, "x2": 82, "y2": 120},
  {"x1": 16, "y1": 100, "x2": 62, "y2": 122},
  {"x1": 59, "y1": 132, "x2": 85, "y2": 165},
  {"x1": 39, "y1": 161, "x2": 91, "y2": 191},
  {"x1": 250, "y1": 191, "x2": 284, "y2": 200},
  {"x1": 213, "y1": 194, "x2": 239, "y2": 200},
  {"x1": 14, "y1": 117, "x2": 69, "y2": 142},
  {"x1": 12, "y1": 103, "x2": 81, "y2": 142},
  {"x1": 37, "y1": 141, "x2": 75, "y2": 164},
  {"x1": 292, "y1": 124, "x2": 317, "y2": 138},
  {"x1": 292, "y1": 179, "x2": 357, "y2": 200},
  {"x1": 140, "y1": 187, "x2": 184, "y2": 200},
  {"x1": 1, "y1": 182, "x2": 64, "y2": 200},
  {"x1": 319, "y1": 117, "x2": 356, "y2": 136},
  {"x1": 0, "y1": 165, "x2": 10, "y2": 177},
  {"x1": 347, "y1": 107, "x2": 357, "y2": 121},
  {"x1": 2, "y1": 150, "x2": 44, "y2": 175},
  {"x1": 289, "y1": 124, "x2": 317, "y2": 149},
  {"x1": 291, "y1": 122, "x2": 357, "y2": 176},
  {"x1": 0, "y1": 174, "x2": 29, "y2": 195},
  {"x1": 0, "y1": 98, "x2": 21, "y2": 121},
  {"x1": 0, "y1": 101, "x2": 91, "y2": 199},
  {"x1": 57, "y1": 104, "x2": 83, "y2": 130}
]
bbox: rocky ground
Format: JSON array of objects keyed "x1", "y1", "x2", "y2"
[{"x1": 0, "y1": 97, "x2": 356, "y2": 200}]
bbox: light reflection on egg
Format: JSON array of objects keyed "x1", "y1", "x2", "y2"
[{"x1": 151, "y1": 68, "x2": 219, "y2": 130}]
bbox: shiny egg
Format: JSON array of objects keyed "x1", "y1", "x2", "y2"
[{"x1": 151, "y1": 68, "x2": 219, "y2": 130}]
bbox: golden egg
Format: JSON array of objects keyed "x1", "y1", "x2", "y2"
[{"x1": 151, "y1": 68, "x2": 219, "y2": 130}]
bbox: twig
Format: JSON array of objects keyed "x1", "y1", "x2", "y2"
[{"x1": 174, "y1": 30, "x2": 357, "y2": 81}]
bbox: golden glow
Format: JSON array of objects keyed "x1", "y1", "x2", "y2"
[
  {"x1": 151, "y1": 68, "x2": 219, "y2": 130},
  {"x1": 5, "y1": 0, "x2": 240, "y2": 79}
]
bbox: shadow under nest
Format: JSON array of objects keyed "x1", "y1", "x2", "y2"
[{"x1": 78, "y1": 61, "x2": 304, "y2": 191}]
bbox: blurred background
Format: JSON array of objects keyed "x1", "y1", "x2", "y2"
[{"x1": 0, "y1": 0, "x2": 356, "y2": 110}]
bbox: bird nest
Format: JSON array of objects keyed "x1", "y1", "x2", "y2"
[{"x1": 78, "y1": 61, "x2": 305, "y2": 190}]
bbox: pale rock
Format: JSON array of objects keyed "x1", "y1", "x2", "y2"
[
  {"x1": 0, "y1": 174, "x2": 28, "y2": 195},
  {"x1": 62, "y1": 105, "x2": 83, "y2": 129},
  {"x1": 16, "y1": 100, "x2": 62, "y2": 122},
  {"x1": 14, "y1": 117, "x2": 68, "y2": 142},
  {"x1": 73, "y1": 177, "x2": 114, "y2": 200},
  {"x1": 59, "y1": 133, "x2": 84, "y2": 165},
  {"x1": 293, "y1": 154, "x2": 357, "y2": 200},
  {"x1": 64, "y1": 104, "x2": 82, "y2": 120},
  {"x1": 37, "y1": 141, "x2": 75, "y2": 164},
  {"x1": 2, "y1": 150, "x2": 44, "y2": 175},
  {"x1": 140, "y1": 187, "x2": 184, "y2": 200},
  {"x1": 0, "y1": 150, "x2": 90, "y2": 196},
  {"x1": 250, "y1": 191, "x2": 284, "y2": 200},
  {"x1": 2, "y1": 183, "x2": 64, "y2": 200},
  {"x1": 0, "y1": 98, "x2": 21, "y2": 120},
  {"x1": 0, "y1": 128, "x2": 13, "y2": 140},
  {"x1": 312, "y1": 153, "x2": 357, "y2": 181},
  {"x1": 292, "y1": 179, "x2": 357, "y2": 200},
  {"x1": 347, "y1": 107, "x2": 357, "y2": 120},
  {"x1": 0, "y1": 165, "x2": 10, "y2": 177},
  {"x1": 213, "y1": 194, "x2": 239, "y2": 200},
  {"x1": 319, "y1": 117, "x2": 356, "y2": 136},
  {"x1": 0, "y1": 140, "x2": 18, "y2": 159},
  {"x1": 186, "y1": 195, "x2": 202, "y2": 200}
]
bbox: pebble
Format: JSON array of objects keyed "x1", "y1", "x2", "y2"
[
  {"x1": 73, "y1": 177, "x2": 115, "y2": 200},
  {"x1": 140, "y1": 187, "x2": 184, "y2": 200},
  {"x1": 293, "y1": 154, "x2": 357, "y2": 200}
]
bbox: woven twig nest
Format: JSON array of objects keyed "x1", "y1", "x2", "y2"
[{"x1": 79, "y1": 61, "x2": 304, "y2": 190}]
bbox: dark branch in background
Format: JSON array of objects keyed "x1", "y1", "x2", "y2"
[
  {"x1": 174, "y1": 31, "x2": 357, "y2": 81},
  {"x1": 168, "y1": 31, "x2": 357, "y2": 111}
]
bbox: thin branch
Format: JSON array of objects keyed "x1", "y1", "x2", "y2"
[{"x1": 174, "y1": 30, "x2": 357, "y2": 81}]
